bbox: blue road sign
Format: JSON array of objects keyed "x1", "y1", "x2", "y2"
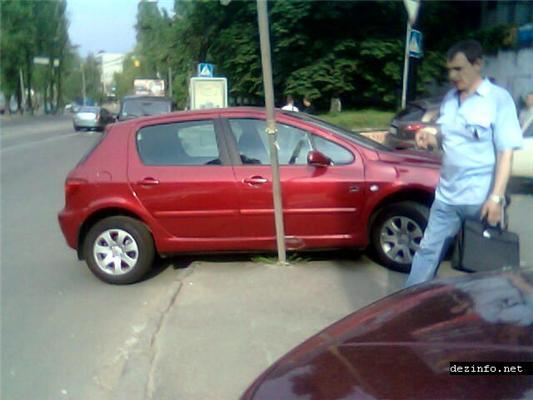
[
  {"x1": 409, "y1": 29, "x2": 423, "y2": 58},
  {"x1": 198, "y1": 63, "x2": 214, "y2": 77}
]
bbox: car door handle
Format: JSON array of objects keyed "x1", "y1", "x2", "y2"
[
  {"x1": 138, "y1": 177, "x2": 160, "y2": 186},
  {"x1": 243, "y1": 176, "x2": 268, "y2": 185}
]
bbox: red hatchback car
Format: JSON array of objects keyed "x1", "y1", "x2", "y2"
[{"x1": 58, "y1": 107, "x2": 440, "y2": 284}]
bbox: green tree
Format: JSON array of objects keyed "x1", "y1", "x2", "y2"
[
  {"x1": 1, "y1": 0, "x2": 71, "y2": 112},
  {"x1": 119, "y1": 0, "x2": 495, "y2": 111}
]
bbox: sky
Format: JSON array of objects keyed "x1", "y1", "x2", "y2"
[{"x1": 67, "y1": 0, "x2": 175, "y2": 57}]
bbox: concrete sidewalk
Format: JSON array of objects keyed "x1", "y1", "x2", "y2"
[{"x1": 110, "y1": 256, "x2": 464, "y2": 400}]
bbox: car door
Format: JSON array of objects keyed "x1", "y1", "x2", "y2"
[
  {"x1": 224, "y1": 117, "x2": 365, "y2": 250},
  {"x1": 128, "y1": 118, "x2": 241, "y2": 248}
]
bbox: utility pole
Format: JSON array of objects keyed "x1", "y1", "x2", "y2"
[
  {"x1": 401, "y1": 0, "x2": 421, "y2": 109},
  {"x1": 168, "y1": 65, "x2": 173, "y2": 98},
  {"x1": 401, "y1": 21, "x2": 412, "y2": 109},
  {"x1": 19, "y1": 68, "x2": 25, "y2": 113},
  {"x1": 81, "y1": 62, "x2": 87, "y2": 106},
  {"x1": 257, "y1": 0, "x2": 287, "y2": 264}
]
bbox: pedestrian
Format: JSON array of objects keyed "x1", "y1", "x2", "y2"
[
  {"x1": 281, "y1": 95, "x2": 299, "y2": 112},
  {"x1": 302, "y1": 96, "x2": 315, "y2": 114},
  {"x1": 405, "y1": 39, "x2": 523, "y2": 287}
]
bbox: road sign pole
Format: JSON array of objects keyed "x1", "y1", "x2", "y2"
[
  {"x1": 257, "y1": 0, "x2": 287, "y2": 264},
  {"x1": 401, "y1": 21, "x2": 412, "y2": 110}
]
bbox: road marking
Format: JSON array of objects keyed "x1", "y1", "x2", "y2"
[{"x1": 1, "y1": 132, "x2": 81, "y2": 152}]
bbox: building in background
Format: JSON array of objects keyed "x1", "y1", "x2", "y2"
[
  {"x1": 95, "y1": 52, "x2": 125, "y2": 98},
  {"x1": 480, "y1": 1, "x2": 533, "y2": 105}
]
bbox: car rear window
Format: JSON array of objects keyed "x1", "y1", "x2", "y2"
[
  {"x1": 122, "y1": 99, "x2": 170, "y2": 117},
  {"x1": 79, "y1": 106, "x2": 99, "y2": 113},
  {"x1": 397, "y1": 104, "x2": 425, "y2": 120}
]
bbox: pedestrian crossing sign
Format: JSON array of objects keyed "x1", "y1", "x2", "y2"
[
  {"x1": 409, "y1": 29, "x2": 423, "y2": 58},
  {"x1": 198, "y1": 63, "x2": 214, "y2": 77}
]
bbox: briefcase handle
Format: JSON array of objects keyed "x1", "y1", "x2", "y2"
[{"x1": 481, "y1": 202, "x2": 507, "y2": 233}]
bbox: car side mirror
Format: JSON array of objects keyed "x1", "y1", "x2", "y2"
[{"x1": 307, "y1": 150, "x2": 332, "y2": 167}]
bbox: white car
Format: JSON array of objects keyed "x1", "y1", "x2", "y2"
[{"x1": 512, "y1": 117, "x2": 533, "y2": 178}]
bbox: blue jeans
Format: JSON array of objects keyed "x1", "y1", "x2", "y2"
[{"x1": 405, "y1": 199, "x2": 482, "y2": 287}]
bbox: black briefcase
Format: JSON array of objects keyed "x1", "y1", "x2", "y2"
[{"x1": 452, "y1": 218, "x2": 520, "y2": 273}]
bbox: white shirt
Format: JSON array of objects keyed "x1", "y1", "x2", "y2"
[
  {"x1": 281, "y1": 104, "x2": 299, "y2": 112},
  {"x1": 436, "y1": 78, "x2": 522, "y2": 205}
]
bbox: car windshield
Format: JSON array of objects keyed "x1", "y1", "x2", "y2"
[
  {"x1": 287, "y1": 112, "x2": 392, "y2": 151},
  {"x1": 122, "y1": 99, "x2": 170, "y2": 117}
]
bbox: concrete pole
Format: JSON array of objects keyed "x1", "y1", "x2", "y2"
[
  {"x1": 257, "y1": 0, "x2": 287, "y2": 264},
  {"x1": 19, "y1": 68, "x2": 25, "y2": 112},
  {"x1": 401, "y1": 21, "x2": 412, "y2": 109},
  {"x1": 81, "y1": 62, "x2": 87, "y2": 106},
  {"x1": 168, "y1": 65, "x2": 173, "y2": 98}
]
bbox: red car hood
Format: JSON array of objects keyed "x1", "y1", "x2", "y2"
[{"x1": 242, "y1": 269, "x2": 533, "y2": 400}]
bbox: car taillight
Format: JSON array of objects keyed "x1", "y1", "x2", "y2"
[
  {"x1": 405, "y1": 123, "x2": 425, "y2": 133},
  {"x1": 95, "y1": 113, "x2": 100, "y2": 120},
  {"x1": 65, "y1": 178, "x2": 87, "y2": 198}
]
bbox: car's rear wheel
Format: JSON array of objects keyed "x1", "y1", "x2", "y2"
[
  {"x1": 83, "y1": 216, "x2": 155, "y2": 284},
  {"x1": 371, "y1": 202, "x2": 429, "y2": 273},
  {"x1": 73, "y1": 124, "x2": 81, "y2": 131}
]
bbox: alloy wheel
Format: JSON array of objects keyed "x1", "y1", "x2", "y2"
[{"x1": 379, "y1": 216, "x2": 423, "y2": 265}]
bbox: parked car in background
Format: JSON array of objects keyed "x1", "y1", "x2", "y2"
[
  {"x1": 58, "y1": 107, "x2": 441, "y2": 284},
  {"x1": 241, "y1": 267, "x2": 533, "y2": 400},
  {"x1": 117, "y1": 95, "x2": 172, "y2": 121},
  {"x1": 512, "y1": 116, "x2": 533, "y2": 179},
  {"x1": 72, "y1": 106, "x2": 115, "y2": 131},
  {"x1": 386, "y1": 98, "x2": 441, "y2": 150}
]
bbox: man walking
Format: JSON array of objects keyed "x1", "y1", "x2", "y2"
[{"x1": 405, "y1": 40, "x2": 522, "y2": 287}]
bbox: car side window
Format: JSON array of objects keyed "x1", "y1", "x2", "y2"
[
  {"x1": 229, "y1": 118, "x2": 353, "y2": 165},
  {"x1": 312, "y1": 135, "x2": 354, "y2": 165},
  {"x1": 228, "y1": 119, "x2": 270, "y2": 165},
  {"x1": 137, "y1": 120, "x2": 221, "y2": 165}
]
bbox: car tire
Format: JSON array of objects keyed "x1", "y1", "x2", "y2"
[
  {"x1": 370, "y1": 201, "x2": 429, "y2": 273},
  {"x1": 74, "y1": 124, "x2": 81, "y2": 132},
  {"x1": 83, "y1": 216, "x2": 155, "y2": 284}
]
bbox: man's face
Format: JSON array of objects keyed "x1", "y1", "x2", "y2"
[{"x1": 447, "y1": 52, "x2": 482, "y2": 93}]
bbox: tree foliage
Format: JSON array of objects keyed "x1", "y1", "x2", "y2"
[
  {"x1": 1, "y1": 0, "x2": 71, "y2": 111},
  {"x1": 123, "y1": 0, "x2": 497, "y2": 110}
]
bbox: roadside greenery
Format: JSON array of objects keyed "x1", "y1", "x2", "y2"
[
  {"x1": 129, "y1": 0, "x2": 514, "y2": 112},
  {"x1": 0, "y1": 0, "x2": 519, "y2": 113},
  {"x1": 319, "y1": 110, "x2": 395, "y2": 130}
]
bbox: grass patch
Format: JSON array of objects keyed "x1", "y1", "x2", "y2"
[{"x1": 318, "y1": 109, "x2": 394, "y2": 131}]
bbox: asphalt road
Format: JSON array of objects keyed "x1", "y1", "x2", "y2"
[
  {"x1": 1, "y1": 116, "x2": 182, "y2": 400},
  {"x1": 1, "y1": 115, "x2": 531, "y2": 400}
]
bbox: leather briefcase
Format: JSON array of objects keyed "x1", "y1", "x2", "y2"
[{"x1": 452, "y1": 218, "x2": 520, "y2": 273}]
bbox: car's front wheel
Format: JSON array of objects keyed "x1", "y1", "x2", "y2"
[
  {"x1": 370, "y1": 202, "x2": 429, "y2": 273},
  {"x1": 83, "y1": 216, "x2": 155, "y2": 284}
]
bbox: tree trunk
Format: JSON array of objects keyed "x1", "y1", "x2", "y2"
[{"x1": 329, "y1": 97, "x2": 342, "y2": 113}]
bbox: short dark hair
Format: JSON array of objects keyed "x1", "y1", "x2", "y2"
[{"x1": 447, "y1": 40, "x2": 483, "y2": 64}]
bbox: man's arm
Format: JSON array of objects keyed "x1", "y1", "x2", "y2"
[{"x1": 480, "y1": 149, "x2": 513, "y2": 225}]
